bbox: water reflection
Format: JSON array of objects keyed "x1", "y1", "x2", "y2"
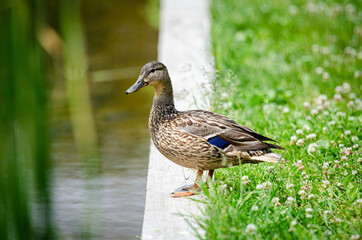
[{"x1": 51, "y1": 0, "x2": 157, "y2": 239}]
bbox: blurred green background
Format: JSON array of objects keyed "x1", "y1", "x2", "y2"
[{"x1": 0, "y1": 0, "x2": 158, "y2": 239}]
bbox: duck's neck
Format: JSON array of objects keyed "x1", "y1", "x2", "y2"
[{"x1": 150, "y1": 80, "x2": 177, "y2": 124}]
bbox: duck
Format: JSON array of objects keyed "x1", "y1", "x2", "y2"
[{"x1": 126, "y1": 61, "x2": 285, "y2": 197}]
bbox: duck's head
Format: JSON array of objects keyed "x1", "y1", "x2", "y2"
[{"x1": 126, "y1": 61, "x2": 169, "y2": 94}]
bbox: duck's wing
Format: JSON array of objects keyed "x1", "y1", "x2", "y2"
[{"x1": 175, "y1": 110, "x2": 284, "y2": 151}]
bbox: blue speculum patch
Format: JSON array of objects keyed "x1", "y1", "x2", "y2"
[{"x1": 208, "y1": 136, "x2": 230, "y2": 149}]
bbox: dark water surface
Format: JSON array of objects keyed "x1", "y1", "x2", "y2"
[{"x1": 51, "y1": 1, "x2": 157, "y2": 239}]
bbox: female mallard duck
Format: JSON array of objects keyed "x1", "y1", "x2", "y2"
[{"x1": 126, "y1": 61, "x2": 285, "y2": 197}]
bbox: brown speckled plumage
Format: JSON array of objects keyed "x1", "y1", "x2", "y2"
[{"x1": 126, "y1": 61, "x2": 285, "y2": 196}]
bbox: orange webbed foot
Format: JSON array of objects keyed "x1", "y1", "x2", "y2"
[{"x1": 172, "y1": 191, "x2": 196, "y2": 198}]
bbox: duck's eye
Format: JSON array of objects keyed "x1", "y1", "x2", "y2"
[{"x1": 150, "y1": 69, "x2": 156, "y2": 73}]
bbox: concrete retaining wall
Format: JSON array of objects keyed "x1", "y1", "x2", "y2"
[{"x1": 141, "y1": 0, "x2": 214, "y2": 239}]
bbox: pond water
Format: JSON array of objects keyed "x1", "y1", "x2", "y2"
[{"x1": 51, "y1": 0, "x2": 157, "y2": 239}]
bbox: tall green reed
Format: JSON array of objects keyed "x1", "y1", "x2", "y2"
[
  {"x1": 60, "y1": 0, "x2": 101, "y2": 238},
  {"x1": 0, "y1": 0, "x2": 54, "y2": 239},
  {"x1": 1, "y1": 0, "x2": 102, "y2": 238}
]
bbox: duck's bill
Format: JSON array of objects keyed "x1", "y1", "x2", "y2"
[{"x1": 125, "y1": 78, "x2": 148, "y2": 94}]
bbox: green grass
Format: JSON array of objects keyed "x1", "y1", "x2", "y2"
[{"x1": 194, "y1": 0, "x2": 362, "y2": 239}]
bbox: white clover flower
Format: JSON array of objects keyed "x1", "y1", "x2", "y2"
[
  {"x1": 343, "y1": 163, "x2": 349, "y2": 167},
  {"x1": 347, "y1": 101, "x2": 354, "y2": 107},
  {"x1": 337, "y1": 182, "x2": 342, "y2": 187},
  {"x1": 288, "y1": 5, "x2": 299, "y2": 14},
  {"x1": 245, "y1": 223, "x2": 257, "y2": 234},
  {"x1": 339, "y1": 144, "x2": 345, "y2": 148},
  {"x1": 241, "y1": 176, "x2": 249, "y2": 181},
  {"x1": 287, "y1": 196, "x2": 295, "y2": 203},
  {"x1": 349, "y1": 93, "x2": 357, "y2": 99},
  {"x1": 318, "y1": 94, "x2": 328, "y2": 102},
  {"x1": 297, "y1": 160, "x2": 303, "y2": 164},
  {"x1": 256, "y1": 184, "x2": 263, "y2": 190},
  {"x1": 335, "y1": 160, "x2": 340, "y2": 164},
  {"x1": 333, "y1": 93, "x2": 342, "y2": 101},
  {"x1": 342, "y1": 82, "x2": 351, "y2": 93},
  {"x1": 328, "y1": 120, "x2": 336, "y2": 125},
  {"x1": 301, "y1": 185, "x2": 310, "y2": 191},
  {"x1": 264, "y1": 181, "x2": 272, "y2": 190},
  {"x1": 322, "y1": 180, "x2": 330, "y2": 188},
  {"x1": 220, "y1": 92, "x2": 228, "y2": 100},
  {"x1": 321, "y1": 47, "x2": 330, "y2": 55},
  {"x1": 291, "y1": 220, "x2": 297, "y2": 226},
  {"x1": 357, "y1": 158, "x2": 362, "y2": 163},
  {"x1": 298, "y1": 190, "x2": 306, "y2": 196},
  {"x1": 324, "y1": 210, "x2": 331, "y2": 214},
  {"x1": 352, "y1": 136, "x2": 359, "y2": 142},
  {"x1": 353, "y1": 144, "x2": 359, "y2": 149},
  {"x1": 283, "y1": 107, "x2": 290, "y2": 113},
  {"x1": 315, "y1": 66, "x2": 324, "y2": 74},
  {"x1": 290, "y1": 135, "x2": 297, "y2": 142},
  {"x1": 305, "y1": 208, "x2": 313, "y2": 213},
  {"x1": 312, "y1": 44, "x2": 319, "y2": 53},
  {"x1": 356, "y1": 199, "x2": 362, "y2": 204},
  {"x1": 345, "y1": 130, "x2": 352, "y2": 135},
  {"x1": 344, "y1": 170, "x2": 348, "y2": 176},
  {"x1": 350, "y1": 234, "x2": 360, "y2": 240},
  {"x1": 335, "y1": 85, "x2": 343, "y2": 93},
  {"x1": 322, "y1": 127, "x2": 327, "y2": 132},
  {"x1": 310, "y1": 109, "x2": 318, "y2": 116},
  {"x1": 335, "y1": 217, "x2": 342, "y2": 223},
  {"x1": 272, "y1": 197, "x2": 280, "y2": 203},
  {"x1": 356, "y1": 99, "x2": 362, "y2": 110},
  {"x1": 251, "y1": 205, "x2": 259, "y2": 211},
  {"x1": 323, "y1": 72, "x2": 330, "y2": 80},
  {"x1": 336, "y1": 111, "x2": 346, "y2": 117},
  {"x1": 352, "y1": 170, "x2": 357, "y2": 175},
  {"x1": 286, "y1": 183, "x2": 294, "y2": 189},
  {"x1": 306, "y1": 133, "x2": 316, "y2": 140},
  {"x1": 308, "y1": 143, "x2": 318, "y2": 153},
  {"x1": 296, "y1": 139, "x2": 305, "y2": 147},
  {"x1": 241, "y1": 175, "x2": 249, "y2": 185},
  {"x1": 354, "y1": 70, "x2": 360, "y2": 78},
  {"x1": 345, "y1": 46, "x2": 357, "y2": 56},
  {"x1": 308, "y1": 194, "x2": 315, "y2": 199},
  {"x1": 346, "y1": 147, "x2": 352, "y2": 154},
  {"x1": 222, "y1": 102, "x2": 232, "y2": 109},
  {"x1": 341, "y1": 147, "x2": 352, "y2": 155},
  {"x1": 341, "y1": 156, "x2": 348, "y2": 161},
  {"x1": 256, "y1": 181, "x2": 272, "y2": 190},
  {"x1": 303, "y1": 125, "x2": 311, "y2": 132},
  {"x1": 303, "y1": 101, "x2": 311, "y2": 109},
  {"x1": 305, "y1": 208, "x2": 313, "y2": 218},
  {"x1": 296, "y1": 129, "x2": 304, "y2": 135}
]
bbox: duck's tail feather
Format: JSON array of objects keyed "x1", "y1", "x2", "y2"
[{"x1": 250, "y1": 153, "x2": 286, "y2": 163}]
